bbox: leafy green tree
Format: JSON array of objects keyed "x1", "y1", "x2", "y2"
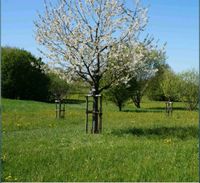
[
  {"x1": 178, "y1": 69, "x2": 199, "y2": 110},
  {"x1": 105, "y1": 83, "x2": 129, "y2": 111},
  {"x1": 127, "y1": 77, "x2": 147, "y2": 108},
  {"x1": 160, "y1": 69, "x2": 180, "y2": 101},
  {"x1": 105, "y1": 42, "x2": 166, "y2": 109},
  {"x1": 145, "y1": 64, "x2": 170, "y2": 101},
  {"x1": 2, "y1": 47, "x2": 50, "y2": 101},
  {"x1": 48, "y1": 72, "x2": 69, "y2": 101},
  {"x1": 127, "y1": 45, "x2": 166, "y2": 108}
]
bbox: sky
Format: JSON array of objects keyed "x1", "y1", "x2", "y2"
[{"x1": 2, "y1": 0, "x2": 199, "y2": 73}]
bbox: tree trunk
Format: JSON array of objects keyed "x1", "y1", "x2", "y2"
[
  {"x1": 135, "y1": 100, "x2": 141, "y2": 108},
  {"x1": 131, "y1": 94, "x2": 141, "y2": 108},
  {"x1": 119, "y1": 105, "x2": 122, "y2": 111}
]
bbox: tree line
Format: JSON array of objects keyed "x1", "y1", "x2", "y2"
[
  {"x1": 2, "y1": 46, "x2": 198, "y2": 111},
  {"x1": 105, "y1": 65, "x2": 198, "y2": 111}
]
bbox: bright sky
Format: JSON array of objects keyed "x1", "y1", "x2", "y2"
[{"x1": 2, "y1": 0, "x2": 199, "y2": 73}]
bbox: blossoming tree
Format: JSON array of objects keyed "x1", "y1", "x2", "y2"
[{"x1": 35, "y1": 0, "x2": 158, "y2": 133}]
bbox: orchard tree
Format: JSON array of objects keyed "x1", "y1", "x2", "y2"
[
  {"x1": 127, "y1": 42, "x2": 166, "y2": 108},
  {"x1": 105, "y1": 82, "x2": 129, "y2": 111},
  {"x1": 160, "y1": 69, "x2": 180, "y2": 102},
  {"x1": 178, "y1": 69, "x2": 199, "y2": 110},
  {"x1": 48, "y1": 72, "x2": 69, "y2": 101},
  {"x1": 35, "y1": 0, "x2": 157, "y2": 133},
  {"x1": 106, "y1": 41, "x2": 166, "y2": 109},
  {"x1": 146, "y1": 64, "x2": 170, "y2": 101}
]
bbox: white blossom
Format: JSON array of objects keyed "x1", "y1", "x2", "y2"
[{"x1": 34, "y1": 0, "x2": 163, "y2": 93}]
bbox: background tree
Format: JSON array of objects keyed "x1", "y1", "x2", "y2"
[
  {"x1": 105, "y1": 41, "x2": 166, "y2": 109},
  {"x1": 127, "y1": 77, "x2": 145, "y2": 108},
  {"x1": 127, "y1": 42, "x2": 166, "y2": 108},
  {"x1": 160, "y1": 69, "x2": 180, "y2": 102},
  {"x1": 105, "y1": 83, "x2": 129, "y2": 111},
  {"x1": 178, "y1": 69, "x2": 199, "y2": 110},
  {"x1": 145, "y1": 64, "x2": 170, "y2": 101},
  {"x1": 2, "y1": 47, "x2": 50, "y2": 101},
  {"x1": 35, "y1": 0, "x2": 151, "y2": 133},
  {"x1": 48, "y1": 72, "x2": 69, "y2": 101}
]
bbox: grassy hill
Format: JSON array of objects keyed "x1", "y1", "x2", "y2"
[{"x1": 1, "y1": 98, "x2": 198, "y2": 181}]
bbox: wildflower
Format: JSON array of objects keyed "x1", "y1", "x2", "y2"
[
  {"x1": 164, "y1": 138, "x2": 172, "y2": 144},
  {"x1": 5, "y1": 175, "x2": 12, "y2": 181},
  {"x1": 1, "y1": 154, "x2": 7, "y2": 161},
  {"x1": 49, "y1": 124, "x2": 53, "y2": 127}
]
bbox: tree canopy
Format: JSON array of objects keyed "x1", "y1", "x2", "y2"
[
  {"x1": 2, "y1": 47, "x2": 50, "y2": 101},
  {"x1": 178, "y1": 69, "x2": 199, "y2": 110},
  {"x1": 35, "y1": 0, "x2": 164, "y2": 94}
]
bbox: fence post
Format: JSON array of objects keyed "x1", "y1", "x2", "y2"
[
  {"x1": 85, "y1": 94, "x2": 103, "y2": 134},
  {"x1": 165, "y1": 101, "x2": 173, "y2": 116},
  {"x1": 56, "y1": 100, "x2": 58, "y2": 118},
  {"x1": 86, "y1": 96, "x2": 89, "y2": 133},
  {"x1": 99, "y1": 95, "x2": 102, "y2": 133}
]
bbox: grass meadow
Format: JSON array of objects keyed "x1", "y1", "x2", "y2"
[{"x1": 1, "y1": 97, "x2": 198, "y2": 182}]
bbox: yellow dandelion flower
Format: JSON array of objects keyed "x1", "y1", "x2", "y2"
[
  {"x1": 164, "y1": 138, "x2": 172, "y2": 144},
  {"x1": 5, "y1": 175, "x2": 12, "y2": 181},
  {"x1": 2, "y1": 154, "x2": 7, "y2": 161}
]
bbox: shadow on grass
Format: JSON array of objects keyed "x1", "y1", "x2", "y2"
[
  {"x1": 123, "y1": 109, "x2": 164, "y2": 113},
  {"x1": 66, "y1": 99, "x2": 85, "y2": 104},
  {"x1": 112, "y1": 126, "x2": 198, "y2": 139},
  {"x1": 122, "y1": 106, "x2": 190, "y2": 113},
  {"x1": 148, "y1": 107, "x2": 186, "y2": 111}
]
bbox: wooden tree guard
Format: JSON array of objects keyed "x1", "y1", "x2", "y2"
[
  {"x1": 85, "y1": 95, "x2": 102, "y2": 134},
  {"x1": 165, "y1": 101, "x2": 173, "y2": 116},
  {"x1": 55, "y1": 99, "x2": 65, "y2": 118}
]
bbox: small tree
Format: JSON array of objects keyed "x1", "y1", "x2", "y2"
[
  {"x1": 146, "y1": 64, "x2": 170, "y2": 101},
  {"x1": 127, "y1": 43, "x2": 166, "y2": 108},
  {"x1": 105, "y1": 41, "x2": 166, "y2": 109},
  {"x1": 160, "y1": 69, "x2": 180, "y2": 102},
  {"x1": 127, "y1": 77, "x2": 145, "y2": 108},
  {"x1": 178, "y1": 69, "x2": 199, "y2": 110},
  {"x1": 48, "y1": 72, "x2": 69, "y2": 101},
  {"x1": 105, "y1": 83, "x2": 129, "y2": 111}
]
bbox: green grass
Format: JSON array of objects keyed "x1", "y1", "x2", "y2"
[{"x1": 1, "y1": 98, "x2": 198, "y2": 182}]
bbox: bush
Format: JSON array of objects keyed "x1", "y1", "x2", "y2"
[{"x1": 2, "y1": 47, "x2": 50, "y2": 101}]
